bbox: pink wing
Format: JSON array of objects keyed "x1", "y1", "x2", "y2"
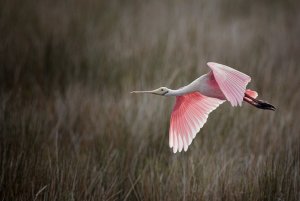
[
  {"x1": 207, "y1": 62, "x2": 251, "y2": 107},
  {"x1": 169, "y1": 92, "x2": 224, "y2": 153}
]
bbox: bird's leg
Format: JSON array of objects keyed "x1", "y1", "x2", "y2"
[{"x1": 243, "y1": 94, "x2": 276, "y2": 111}]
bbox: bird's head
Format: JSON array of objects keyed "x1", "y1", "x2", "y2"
[{"x1": 131, "y1": 87, "x2": 169, "y2": 96}]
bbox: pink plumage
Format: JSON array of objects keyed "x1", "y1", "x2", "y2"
[
  {"x1": 207, "y1": 62, "x2": 251, "y2": 107},
  {"x1": 169, "y1": 92, "x2": 224, "y2": 153},
  {"x1": 245, "y1": 89, "x2": 258, "y2": 99},
  {"x1": 132, "y1": 62, "x2": 275, "y2": 153}
]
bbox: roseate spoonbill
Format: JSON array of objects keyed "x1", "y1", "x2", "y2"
[{"x1": 131, "y1": 62, "x2": 276, "y2": 153}]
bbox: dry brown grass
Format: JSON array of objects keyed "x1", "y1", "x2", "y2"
[{"x1": 0, "y1": 0, "x2": 300, "y2": 200}]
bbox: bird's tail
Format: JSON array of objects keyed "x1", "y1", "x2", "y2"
[{"x1": 243, "y1": 89, "x2": 276, "y2": 111}]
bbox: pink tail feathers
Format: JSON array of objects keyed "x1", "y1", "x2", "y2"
[{"x1": 245, "y1": 89, "x2": 258, "y2": 99}]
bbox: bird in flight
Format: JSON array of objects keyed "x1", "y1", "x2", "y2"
[{"x1": 131, "y1": 62, "x2": 275, "y2": 153}]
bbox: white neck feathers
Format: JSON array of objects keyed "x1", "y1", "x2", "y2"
[{"x1": 166, "y1": 85, "x2": 196, "y2": 96}]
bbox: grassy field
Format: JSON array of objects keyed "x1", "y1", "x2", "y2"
[{"x1": 1, "y1": 0, "x2": 300, "y2": 200}]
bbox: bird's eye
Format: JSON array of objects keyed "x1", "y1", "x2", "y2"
[{"x1": 161, "y1": 89, "x2": 164, "y2": 91}]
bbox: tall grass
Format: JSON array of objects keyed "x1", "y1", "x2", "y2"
[{"x1": 0, "y1": 0, "x2": 300, "y2": 200}]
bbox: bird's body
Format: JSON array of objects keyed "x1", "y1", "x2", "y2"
[
  {"x1": 166, "y1": 72, "x2": 225, "y2": 99},
  {"x1": 131, "y1": 62, "x2": 275, "y2": 153}
]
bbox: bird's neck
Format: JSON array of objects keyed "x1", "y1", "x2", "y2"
[{"x1": 166, "y1": 86, "x2": 195, "y2": 96}]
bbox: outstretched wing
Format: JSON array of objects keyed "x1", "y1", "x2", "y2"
[
  {"x1": 169, "y1": 92, "x2": 224, "y2": 153},
  {"x1": 207, "y1": 62, "x2": 251, "y2": 106}
]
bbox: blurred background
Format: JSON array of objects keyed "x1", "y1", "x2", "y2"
[{"x1": 0, "y1": 0, "x2": 299, "y2": 200}]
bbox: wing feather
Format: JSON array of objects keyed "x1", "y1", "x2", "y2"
[
  {"x1": 207, "y1": 62, "x2": 251, "y2": 106},
  {"x1": 169, "y1": 92, "x2": 224, "y2": 153}
]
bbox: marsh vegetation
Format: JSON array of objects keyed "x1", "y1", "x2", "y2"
[{"x1": 0, "y1": 0, "x2": 299, "y2": 200}]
